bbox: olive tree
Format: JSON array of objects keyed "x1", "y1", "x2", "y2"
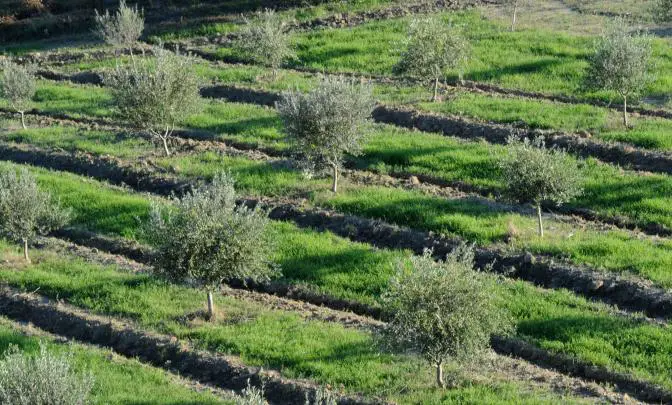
[
  {"x1": 381, "y1": 246, "x2": 512, "y2": 388},
  {"x1": 393, "y1": 17, "x2": 470, "y2": 102},
  {"x1": 586, "y1": 20, "x2": 653, "y2": 127},
  {"x1": 0, "y1": 60, "x2": 35, "y2": 129},
  {"x1": 94, "y1": 0, "x2": 144, "y2": 60},
  {"x1": 235, "y1": 9, "x2": 295, "y2": 79},
  {"x1": 498, "y1": 137, "x2": 583, "y2": 237},
  {"x1": 143, "y1": 173, "x2": 279, "y2": 321},
  {"x1": 277, "y1": 76, "x2": 374, "y2": 193},
  {"x1": 0, "y1": 342, "x2": 94, "y2": 405},
  {"x1": 0, "y1": 168, "x2": 71, "y2": 263},
  {"x1": 105, "y1": 47, "x2": 201, "y2": 156}
]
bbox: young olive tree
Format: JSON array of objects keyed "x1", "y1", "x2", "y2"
[
  {"x1": 0, "y1": 60, "x2": 36, "y2": 129},
  {"x1": 143, "y1": 173, "x2": 279, "y2": 321},
  {"x1": 277, "y1": 76, "x2": 374, "y2": 193},
  {"x1": 381, "y1": 246, "x2": 512, "y2": 389},
  {"x1": 0, "y1": 168, "x2": 71, "y2": 263},
  {"x1": 235, "y1": 9, "x2": 295, "y2": 79},
  {"x1": 393, "y1": 17, "x2": 470, "y2": 102},
  {"x1": 586, "y1": 20, "x2": 653, "y2": 127},
  {"x1": 105, "y1": 47, "x2": 201, "y2": 156},
  {"x1": 0, "y1": 342, "x2": 94, "y2": 405},
  {"x1": 502, "y1": 0, "x2": 525, "y2": 31},
  {"x1": 94, "y1": 0, "x2": 144, "y2": 60},
  {"x1": 498, "y1": 137, "x2": 583, "y2": 237}
]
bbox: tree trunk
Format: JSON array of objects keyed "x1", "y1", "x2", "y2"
[
  {"x1": 436, "y1": 361, "x2": 445, "y2": 388},
  {"x1": 331, "y1": 164, "x2": 339, "y2": 193},
  {"x1": 129, "y1": 47, "x2": 135, "y2": 67},
  {"x1": 511, "y1": 1, "x2": 518, "y2": 31},
  {"x1": 207, "y1": 291, "x2": 215, "y2": 321},
  {"x1": 536, "y1": 204, "x2": 544, "y2": 238},
  {"x1": 622, "y1": 95, "x2": 628, "y2": 128},
  {"x1": 20, "y1": 111, "x2": 26, "y2": 129},
  {"x1": 433, "y1": 77, "x2": 439, "y2": 102},
  {"x1": 161, "y1": 135, "x2": 171, "y2": 156},
  {"x1": 23, "y1": 239, "x2": 31, "y2": 264}
]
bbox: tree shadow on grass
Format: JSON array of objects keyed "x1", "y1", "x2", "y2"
[{"x1": 464, "y1": 58, "x2": 565, "y2": 84}]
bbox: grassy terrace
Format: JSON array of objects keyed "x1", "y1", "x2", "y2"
[
  {"x1": 5, "y1": 80, "x2": 672, "y2": 230},
  {"x1": 3, "y1": 124, "x2": 672, "y2": 287},
  {"x1": 206, "y1": 10, "x2": 672, "y2": 104},
  {"x1": 0, "y1": 317, "x2": 232, "y2": 404},
  {"x1": 1, "y1": 163, "x2": 672, "y2": 395},
  {"x1": 1, "y1": 243, "x2": 582, "y2": 405},
  {"x1": 55, "y1": 51, "x2": 672, "y2": 152}
]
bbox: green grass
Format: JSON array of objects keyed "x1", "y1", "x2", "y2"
[
  {"x1": 0, "y1": 243, "x2": 579, "y2": 404},
  {"x1": 418, "y1": 92, "x2": 672, "y2": 152},
  {"x1": 13, "y1": 81, "x2": 670, "y2": 231},
  {"x1": 4, "y1": 124, "x2": 672, "y2": 288},
  {"x1": 2, "y1": 222, "x2": 672, "y2": 395},
  {"x1": 54, "y1": 55, "x2": 672, "y2": 151},
  {"x1": 0, "y1": 318, "x2": 231, "y2": 404},
  {"x1": 279, "y1": 10, "x2": 672, "y2": 103}
]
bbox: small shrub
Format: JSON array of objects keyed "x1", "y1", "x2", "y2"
[
  {"x1": 586, "y1": 18, "x2": 653, "y2": 127},
  {"x1": 393, "y1": 17, "x2": 470, "y2": 101},
  {"x1": 237, "y1": 379, "x2": 267, "y2": 405},
  {"x1": 104, "y1": 46, "x2": 202, "y2": 156},
  {"x1": 381, "y1": 246, "x2": 512, "y2": 388},
  {"x1": 94, "y1": 0, "x2": 144, "y2": 58},
  {"x1": 0, "y1": 342, "x2": 94, "y2": 405},
  {"x1": 0, "y1": 60, "x2": 36, "y2": 129},
  {"x1": 0, "y1": 168, "x2": 71, "y2": 263},
  {"x1": 277, "y1": 76, "x2": 374, "y2": 193},
  {"x1": 143, "y1": 173, "x2": 279, "y2": 321},
  {"x1": 306, "y1": 387, "x2": 337, "y2": 405},
  {"x1": 497, "y1": 137, "x2": 583, "y2": 237},
  {"x1": 235, "y1": 9, "x2": 294, "y2": 79}
]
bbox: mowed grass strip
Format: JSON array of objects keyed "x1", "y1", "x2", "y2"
[
  {"x1": 1, "y1": 162, "x2": 672, "y2": 393},
  {"x1": 3, "y1": 124, "x2": 672, "y2": 287},
  {"x1": 4, "y1": 81, "x2": 672, "y2": 233},
  {"x1": 0, "y1": 317, "x2": 233, "y2": 404},
  {"x1": 0, "y1": 243, "x2": 581, "y2": 404}
]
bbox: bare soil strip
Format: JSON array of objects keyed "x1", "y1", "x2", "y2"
[
  {"x1": 1, "y1": 142, "x2": 670, "y2": 324},
  {"x1": 23, "y1": 238, "x2": 647, "y2": 404}
]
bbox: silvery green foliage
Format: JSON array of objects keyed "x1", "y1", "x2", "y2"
[
  {"x1": 143, "y1": 172, "x2": 279, "y2": 291},
  {"x1": 0, "y1": 168, "x2": 71, "y2": 259},
  {"x1": 0, "y1": 59, "x2": 35, "y2": 128},
  {"x1": 276, "y1": 76, "x2": 374, "y2": 192},
  {"x1": 94, "y1": 0, "x2": 144, "y2": 50},
  {"x1": 237, "y1": 380, "x2": 267, "y2": 405},
  {"x1": 235, "y1": 9, "x2": 295, "y2": 76},
  {"x1": 654, "y1": 0, "x2": 672, "y2": 22},
  {"x1": 498, "y1": 137, "x2": 583, "y2": 207},
  {"x1": 586, "y1": 19, "x2": 653, "y2": 126},
  {"x1": 381, "y1": 246, "x2": 511, "y2": 388},
  {"x1": 0, "y1": 342, "x2": 94, "y2": 405},
  {"x1": 305, "y1": 388, "x2": 337, "y2": 405},
  {"x1": 393, "y1": 17, "x2": 470, "y2": 101},
  {"x1": 104, "y1": 46, "x2": 202, "y2": 156}
]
